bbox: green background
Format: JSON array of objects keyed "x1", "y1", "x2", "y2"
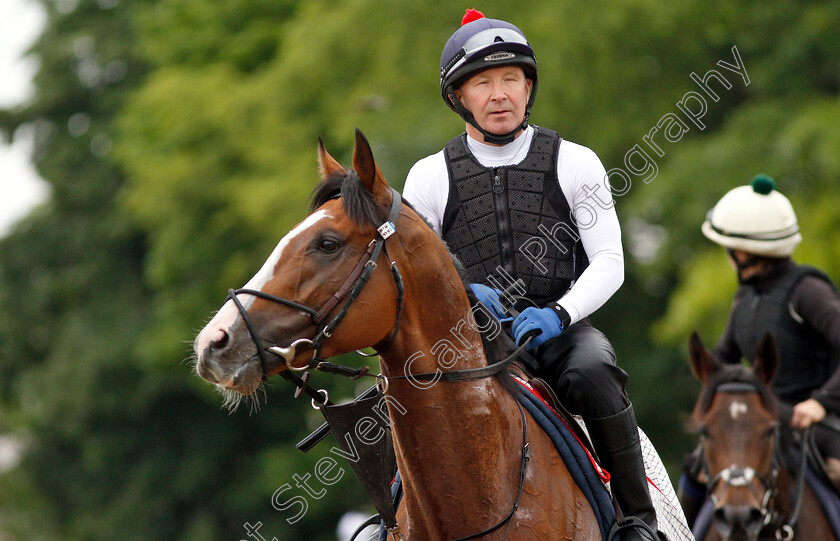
[{"x1": 1, "y1": 0, "x2": 839, "y2": 539}]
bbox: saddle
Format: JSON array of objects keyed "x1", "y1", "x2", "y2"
[
  {"x1": 494, "y1": 302, "x2": 605, "y2": 470},
  {"x1": 508, "y1": 360, "x2": 603, "y2": 468}
]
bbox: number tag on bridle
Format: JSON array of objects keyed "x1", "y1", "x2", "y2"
[{"x1": 377, "y1": 221, "x2": 396, "y2": 239}]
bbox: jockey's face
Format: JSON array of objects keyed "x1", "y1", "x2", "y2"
[
  {"x1": 455, "y1": 65, "x2": 532, "y2": 144},
  {"x1": 727, "y1": 249, "x2": 769, "y2": 281}
]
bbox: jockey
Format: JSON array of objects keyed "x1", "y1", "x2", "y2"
[
  {"x1": 679, "y1": 174, "x2": 840, "y2": 523},
  {"x1": 403, "y1": 10, "x2": 659, "y2": 541}
]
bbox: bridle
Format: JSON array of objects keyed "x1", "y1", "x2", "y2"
[
  {"x1": 700, "y1": 382, "x2": 810, "y2": 541},
  {"x1": 225, "y1": 186, "x2": 405, "y2": 405},
  {"x1": 224, "y1": 183, "x2": 536, "y2": 540}
]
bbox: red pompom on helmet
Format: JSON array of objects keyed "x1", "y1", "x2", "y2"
[{"x1": 461, "y1": 8, "x2": 485, "y2": 25}]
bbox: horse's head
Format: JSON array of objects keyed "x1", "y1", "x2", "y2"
[
  {"x1": 689, "y1": 332, "x2": 780, "y2": 541},
  {"x1": 193, "y1": 130, "x2": 411, "y2": 402}
]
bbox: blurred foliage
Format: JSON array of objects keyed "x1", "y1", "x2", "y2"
[{"x1": 0, "y1": 0, "x2": 838, "y2": 539}]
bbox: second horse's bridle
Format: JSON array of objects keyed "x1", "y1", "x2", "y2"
[{"x1": 701, "y1": 382, "x2": 810, "y2": 541}]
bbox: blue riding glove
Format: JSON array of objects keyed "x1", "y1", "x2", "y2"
[
  {"x1": 468, "y1": 283, "x2": 507, "y2": 320},
  {"x1": 512, "y1": 307, "x2": 564, "y2": 349}
]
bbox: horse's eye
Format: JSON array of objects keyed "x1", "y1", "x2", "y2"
[
  {"x1": 699, "y1": 426, "x2": 709, "y2": 439},
  {"x1": 318, "y1": 239, "x2": 340, "y2": 253}
]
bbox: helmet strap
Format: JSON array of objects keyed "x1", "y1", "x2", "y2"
[
  {"x1": 727, "y1": 248, "x2": 756, "y2": 272},
  {"x1": 446, "y1": 87, "x2": 529, "y2": 145},
  {"x1": 726, "y1": 248, "x2": 775, "y2": 284}
]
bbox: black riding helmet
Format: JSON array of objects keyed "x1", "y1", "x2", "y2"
[{"x1": 440, "y1": 9, "x2": 538, "y2": 145}]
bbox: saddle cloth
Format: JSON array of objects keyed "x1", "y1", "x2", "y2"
[
  {"x1": 514, "y1": 377, "x2": 694, "y2": 541},
  {"x1": 379, "y1": 376, "x2": 693, "y2": 540}
]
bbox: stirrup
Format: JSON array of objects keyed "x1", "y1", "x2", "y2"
[{"x1": 607, "y1": 516, "x2": 659, "y2": 541}]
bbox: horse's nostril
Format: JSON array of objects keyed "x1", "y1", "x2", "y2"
[
  {"x1": 747, "y1": 507, "x2": 765, "y2": 528},
  {"x1": 714, "y1": 504, "x2": 765, "y2": 535},
  {"x1": 210, "y1": 330, "x2": 229, "y2": 351}
]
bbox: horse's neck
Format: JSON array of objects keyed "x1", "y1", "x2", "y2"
[
  {"x1": 381, "y1": 298, "x2": 516, "y2": 439},
  {"x1": 379, "y1": 284, "x2": 524, "y2": 532}
]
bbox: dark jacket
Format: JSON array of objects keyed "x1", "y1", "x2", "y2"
[{"x1": 716, "y1": 259, "x2": 840, "y2": 414}]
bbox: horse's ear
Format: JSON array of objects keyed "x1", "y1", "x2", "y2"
[
  {"x1": 318, "y1": 137, "x2": 345, "y2": 179},
  {"x1": 689, "y1": 331, "x2": 719, "y2": 383},
  {"x1": 753, "y1": 332, "x2": 778, "y2": 385},
  {"x1": 352, "y1": 128, "x2": 391, "y2": 202}
]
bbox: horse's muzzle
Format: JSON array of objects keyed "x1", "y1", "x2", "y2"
[
  {"x1": 713, "y1": 504, "x2": 765, "y2": 541},
  {"x1": 194, "y1": 321, "x2": 262, "y2": 391}
]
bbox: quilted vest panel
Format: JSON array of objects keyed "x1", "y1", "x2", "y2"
[
  {"x1": 732, "y1": 263, "x2": 839, "y2": 403},
  {"x1": 441, "y1": 127, "x2": 587, "y2": 307}
]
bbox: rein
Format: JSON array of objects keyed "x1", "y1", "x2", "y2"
[
  {"x1": 702, "y1": 381, "x2": 811, "y2": 541},
  {"x1": 229, "y1": 184, "x2": 536, "y2": 539},
  {"x1": 451, "y1": 400, "x2": 530, "y2": 541},
  {"x1": 354, "y1": 399, "x2": 530, "y2": 541}
]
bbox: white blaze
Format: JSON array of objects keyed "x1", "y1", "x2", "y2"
[
  {"x1": 729, "y1": 400, "x2": 748, "y2": 420},
  {"x1": 243, "y1": 209, "x2": 333, "y2": 299},
  {"x1": 196, "y1": 210, "x2": 332, "y2": 352}
]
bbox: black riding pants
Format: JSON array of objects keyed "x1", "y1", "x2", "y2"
[
  {"x1": 533, "y1": 320, "x2": 630, "y2": 419},
  {"x1": 814, "y1": 423, "x2": 840, "y2": 460}
]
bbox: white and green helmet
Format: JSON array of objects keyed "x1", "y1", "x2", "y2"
[{"x1": 702, "y1": 175, "x2": 801, "y2": 257}]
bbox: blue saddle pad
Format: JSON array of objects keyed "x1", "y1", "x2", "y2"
[
  {"x1": 380, "y1": 379, "x2": 616, "y2": 540},
  {"x1": 514, "y1": 380, "x2": 616, "y2": 540}
]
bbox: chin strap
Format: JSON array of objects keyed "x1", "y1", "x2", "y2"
[
  {"x1": 446, "y1": 87, "x2": 529, "y2": 145},
  {"x1": 727, "y1": 248, "x2": 763, "y2": 284}
]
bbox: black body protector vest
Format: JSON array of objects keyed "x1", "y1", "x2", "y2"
[
  {"x1": 732, "y1": 263, "x2": 840, "y2": 404},
  {"x1": 441, "y1": 127, "x2": 588, "y2": 307}
]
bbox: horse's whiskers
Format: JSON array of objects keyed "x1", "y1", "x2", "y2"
[
  {"x1": 217, "y1": 383, "x2": 266, "y2": 414},
  {"x1": 183, "y1": 353, "x2": 198, "y2": 368}
]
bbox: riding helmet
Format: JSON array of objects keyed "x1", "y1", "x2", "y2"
[
  {"x1": 702, "y1": 175, "x2": 801, "y2": 257},
  {"x1": 440, "y1": 9, "x2": 538, "y2": 144}
]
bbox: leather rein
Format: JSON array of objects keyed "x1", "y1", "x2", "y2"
[{"x1": 226, "y1": 185, "x2": 534, "y2": 540}]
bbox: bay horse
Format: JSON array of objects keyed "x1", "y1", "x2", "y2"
[
  {"x1": 193, "y1": 130, "x2": 601, "y2": 539},
  {"x1": 687, "y1": 332, "x2": 836, "y2": 541}
]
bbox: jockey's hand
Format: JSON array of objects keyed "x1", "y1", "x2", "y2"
[
  {"x1": 512, "y1": 307, "x2": 564, "y2": 349},
  {"x1": 791, "y1": 398, "x2": 826, "y2": 429},
  {"x1": 469, "y1": 284, "x2": 507, "y2": 320}
]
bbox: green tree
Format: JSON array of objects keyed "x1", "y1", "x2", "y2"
[
  {"x1": 2, "y1": 0, "x2": 839, "y2": 538},
  {"x1": 0, "y1": 1, "x2": 358, "y2": 540}
]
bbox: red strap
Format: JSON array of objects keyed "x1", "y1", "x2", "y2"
[{"x1": 513, "y1": 378, "x2": 611, "y2": 483}]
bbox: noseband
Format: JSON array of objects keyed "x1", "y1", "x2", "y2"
[
  {"x1": 225, "y1": 187, "x2": 405, "y2": 404},
  {"x1": 701, "y1": 381, "x2": 810, "y2": 541},
  {"x1": 221, "y1": 184, "x2": 542, "y2": 541}
]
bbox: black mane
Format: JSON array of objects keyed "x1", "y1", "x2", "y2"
[
  {"x1": 310, "y1": 170, "x2": 384, "y2": 228},
  {"x1": 450, "y1": 252, "x2": 514, "y2": 371}
]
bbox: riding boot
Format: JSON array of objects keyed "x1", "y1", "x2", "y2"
[{"x1": 586, "y1": 403, "x2": 659, "y2": 541}]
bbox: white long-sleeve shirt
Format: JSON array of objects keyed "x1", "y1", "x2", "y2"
[{"x1": 402, "y1": 126, "x2": 624, "y2": 324}]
